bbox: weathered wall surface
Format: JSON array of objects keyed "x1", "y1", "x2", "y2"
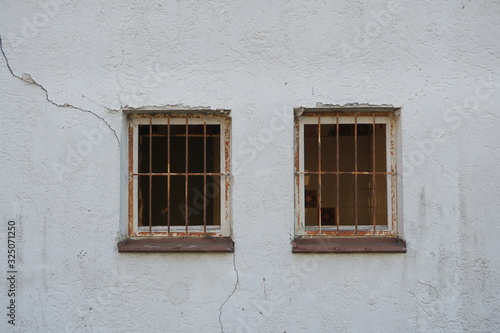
[{"x1": 1, "y1": 1, "x2": 499, "y2": 332}]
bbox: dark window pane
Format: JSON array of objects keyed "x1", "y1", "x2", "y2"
[
  {"x1": 356, "y1": 124, "x2": 371, "y2": 172},
  {"x1": 304, "y1": 174, "x2": 319, "y2": 226},
  {"x1": 320, "y1": 174, "x2": 337, "y2": 225},
  {"x1": 374, "y1": 124, "x2": 387, "y2": 172},
  {"x1": 138, "y1": 175, "x2": 149, "y2": 227},
  {"x1": 170, "y1": 125, "x2": 187, "y2": 174},
  {"x1": 338, "y1": 125, "x2": 355, "y2": 172},
  {"x1": 169, "y1": 175, "x2": 186, "y2": 226},
  {"x1": 138, "y1": 176, "x2": 169, "y2": 227},
  {"x1": 304, "y1": 125, "x2": 318, "y2": 172},
  {"x1": 138, "y1": 121, "x2": 223, "y2": 228},
  {"x1": 357, "y1": 174, "x2": 372, "y2": 225},
  {"x1": 338, "y1": 174, "x2": 355, "y2": 225},
  {"x1": 320, "y1": 124, "x2": 337, "y2": 172},
  {"x1": 373, "y1": 174, "x2": 388, "y2": 226},
  {"x1": 187, "y1": 125, "x2": 220, "y2": 174},
  {"x1": 183, "y1": 175, "x2": 221, "y2": 226},
  {"x1": 138, "y1": 125, "x2": 150, "y2": 174},
  {"x1": 150, "y1": 125, "x2": 168, "y2": 173}
]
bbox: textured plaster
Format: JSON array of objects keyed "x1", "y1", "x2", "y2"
[{"x1": 1, "y1": 1, "x2": 499, "y2": 332}]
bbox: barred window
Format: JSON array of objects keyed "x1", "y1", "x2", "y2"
[
  {"x1": 293, "y1": 106, "x2": 406, "y2": 253},
  {"x1": 118, "y1": 110, "x2": 233, "y2": 252}
]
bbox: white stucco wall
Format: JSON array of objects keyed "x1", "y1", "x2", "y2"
[{"x1": 1, "y1": 1, "x2": 499, "y2": 332}]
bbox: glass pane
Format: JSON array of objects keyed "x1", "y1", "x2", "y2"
[
  {"x1": 374, "y1": 174, "x2": 388, "y2": 226},
  {"x1": 338, "y1": 124, "x2": 355, "y2": 172},
  {"x1": 205, "y1": 175, "x2": 221, "y2": 226},
  {"x1": 320, "y1": 124, "x2": 337, "y2": 172},
  {"x1": 138, "y1": 175, "x2": 168, "y2": 227},
  {"x1": 187, "y1": 125, "x2": 220, "y2": 174},
  {"x1": 357, "y1": 174, "x2": 372, "y2": 225},
  {"x1": 151, "y1": 125, "x2": 168, "y2": 173},
  {"x1": 338, "y1": 174, "x2": 355, "y2": 225},
  {"x1": 169, "y1": 175, "x2": 186, "y2": 226},
  {"x1": 304, "y1": 124, "x2": 318, "y2": 172},
  {"x1": 186, "y1": 175, "x2": 204, "y2": 225},
  {"x1": 304, "y1": 174, "x2": 318, "y2": 226},
  {"x1": 170, "y1": 125, "x2": 187, "y2": 174},
  {"x1": 137, "y1": 175, "x2": 149, "y2": 227},
  {"x1": 374, "y1": 124, "x2": 387, "y2": 172},
  {"x1": 320, "y1": 174, "x2": 336, "y2": 226},
  {"x1": 138, "y1": 125, "x2": 150, "y2": 174},
  {"x1": 207, "y1": 125, "x2": 221, "y2": 173},
  {"x1": 188, "y1": 127, "x2": 204, "y2": 174},
  {"x1": 356, "y1": 124, "x2": 372, "y2": 172}
]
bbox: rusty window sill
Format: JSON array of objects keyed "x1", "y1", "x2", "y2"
[
  {"x1": 292, "y1": 237, "x2": 406, "y2": 253},
  {"x1": 117, "y1": 237, "x2": 234, "y2": 253}
]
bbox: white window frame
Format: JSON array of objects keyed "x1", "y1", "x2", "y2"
[
  {"x1": 128, "y1": 111, "x2": 231, "y2": 238},
  {"x1": 294, "y1": 107, "x2": 399, "y2": 237}
]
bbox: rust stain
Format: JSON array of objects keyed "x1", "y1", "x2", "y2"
[
  {"x1": 223, "y1": 116, "x2": 231, "y2": 235},
  {"x1": 294, "y1": 115, "x2": 301, "y2": 231},
  {"x1": 128, "y1": 118, "x2": 134, "y2": 236}
]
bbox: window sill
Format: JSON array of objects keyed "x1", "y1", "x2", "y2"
[
  {"x1": 117, "y1": 237, "x2": 234, "y2": 253},
  {"x1": 292, "y1": 237, "x2": 406, "y2": 253}
]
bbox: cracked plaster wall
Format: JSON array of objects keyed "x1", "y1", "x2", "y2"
[{"x1": 0, "y1": 1, "x2": 499, "y2": 332}]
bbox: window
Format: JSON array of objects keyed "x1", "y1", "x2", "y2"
[
  {"x1": 118, "y1": 110, "x2": 233, "y2": 252},
  {"x1": 293, "y1": 106, "x2": 406, "y2": 253}
]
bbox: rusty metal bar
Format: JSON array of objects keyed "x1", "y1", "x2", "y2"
[
  {"x1": 295, "y1": 171, "x2": 391, "y2": 175},
  {"x1": 133, "y1": 172, "x2": 226, "y2": 176},
  {"x1": 185, "y1": 117, "x2": 189, "y2": 233},
  {"x1": 203, "y1": 117, "x2": 207, "y2": 234},
  {"x1": 354, "y1": 115, "x2": 358, "y2": 234},
  {"x1": 146, "y1": 134, "x2": 220, "y2": 138},
  {"x1": 167, "y1": 116, "x2": 171, "y2": 233},
  {"x1": 336, "y1": 115, "x2": 340, "y2": 231},
  {"x1": 149, "y1": 114, "x2": 152, "y2": 234},
  {"x1": 301, "y1": 229, "x2": 393, "y2": 237},
  {"x1": 317, "y1": 116, "x2": 322, "y2": 234},
  {"x1": 372, "y1": 116, "x2": 377, "y2": 234}
]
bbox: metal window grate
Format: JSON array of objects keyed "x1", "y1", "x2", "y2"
[
  {"x1": 128, "y1": 112, "x2": 231, "y2": 237},
  {"x1": 296, "y1": 111, "x2": 396, "y2": 236}
]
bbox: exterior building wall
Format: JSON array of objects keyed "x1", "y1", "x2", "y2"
[{"x1": 0, "y1": 1, "x2": 499, "y2": 332}]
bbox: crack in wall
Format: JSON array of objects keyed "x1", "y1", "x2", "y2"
[
  {"x1": 218, "y1": 251, "x2": 239, "y2": 333},
  {"x1": 0, "y1": 35, "x2": 119, "y2": 144}
]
